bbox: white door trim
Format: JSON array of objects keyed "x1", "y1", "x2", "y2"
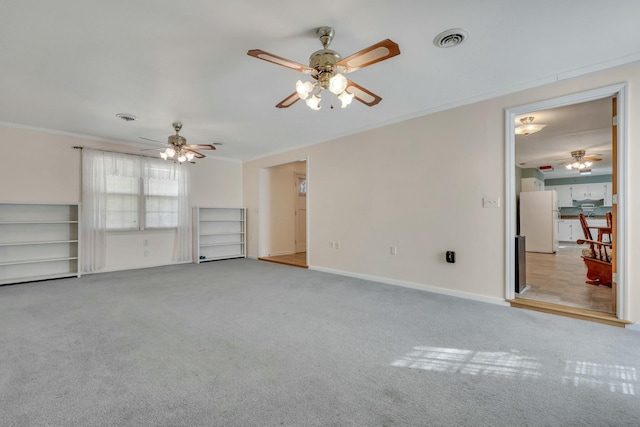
[{"x1": 504, "y1": 83, "x2": 629, "y2": 319}]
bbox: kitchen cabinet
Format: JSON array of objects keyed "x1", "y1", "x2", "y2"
[
  {"x1": 558, "y1": 220, "x2": 573, "y2": 242},
  {"x1": 572, "y1": 183, "x2": 607, "y2": 201},
  {"x1": 556, "y1": 185, "x2": 574, "y2": 207},
  {"x1": 521, "y1": 177, "x2": 544, "y2": 192}
]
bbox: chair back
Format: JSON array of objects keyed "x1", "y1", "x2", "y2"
[
  {"x1": 606, "y1": 211, "x2": 612, "y2": 229},
  {"x1": 578, "y1": 213, "x2": 593, "y2": 240}
]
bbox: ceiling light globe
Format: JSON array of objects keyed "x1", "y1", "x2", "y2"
[
  {"x1": 338, "y1": 90, "x2": 354, "y2": 108},
  {"x1": 177, "y1": 154, "x2": 187, "y2": 163},
  {"x1": 160, "y1": 152, "x2": 168, "y2": 160},
  {"x1": 166, "y1": 147, "x2": 176, "y2": 158},
  {"x1": 329, "y1": 73, "x2": 347, "y2": 95},
  {"x1": 306, "y1": 93, "x2": 321, "y2": 110},
  {"x1": 186, "y1": 152, "x2": 195, "y2": 161}
]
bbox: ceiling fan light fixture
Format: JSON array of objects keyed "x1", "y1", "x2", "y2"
[
  {"x1": 329, "y1": 73, "x2": 347, "y2": 95},
  {"x1": 296, "y1": 80, "x2": 314, "y2": 99},
  {"x1": 186, "y1": 151, "x2": 195, "y2": 161},
  {"x1": 515, "y1": 116, "x2": 547, "y2": 136},
  {"x1": 165, "y1": 147, "x2": 176, "y2": 158},
  {"x1": 338, "y1": 90, "x2": 354, "y2": 108},
  {"x1": 306, "y1": 93, "x2": 322, "y2": 110},
  {"x1": 566, "y1": 150, "x2": 594, "y2": 172}
]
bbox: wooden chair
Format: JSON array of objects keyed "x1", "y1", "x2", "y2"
[{"x1": 577, "y1": 213, "x2": 612, "y2": 287}]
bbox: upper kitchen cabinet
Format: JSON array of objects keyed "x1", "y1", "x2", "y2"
[
  {"x1": 556, "y1": 185, "x2": 574, "y2": 207},
  {"x1": 572, "y1": 183, "x2": 607, "y2": 201},
  {"x1": 521, "y1": 177, "x2": 544, "y2": 192}
]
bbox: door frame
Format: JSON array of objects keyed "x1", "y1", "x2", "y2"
[
  {"x1": 504, "y1": 83, "x2": 628, "y2": 319},
  {"x1": 258, "y1": 157, "x2": 310, "y2": 261},
  {"x1": 294, "y1": 173, "x2": 307, "y2": 253}
]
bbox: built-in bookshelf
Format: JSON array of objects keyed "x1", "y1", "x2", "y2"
[
  {"x1": 193, "y1": 207, "x2": 246, "y2": 263},
  {"x1": 0, "y1": 203, "x2": 81, "y2": 285}
]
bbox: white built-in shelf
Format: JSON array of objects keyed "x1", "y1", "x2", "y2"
[
  {"x1": 193, "y1": 207, "x2": 246, "y2": 263},
  {"x1": 0, "y1": 203, "x2": 81, "y2": 285}
]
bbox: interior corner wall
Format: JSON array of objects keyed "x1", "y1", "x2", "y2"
[
  {"x1": 0, "y1": 125, "x2": 242, "y2": 273},
  {"x1": 242, "y1": 60, "x2": 640, "y2": 323}
]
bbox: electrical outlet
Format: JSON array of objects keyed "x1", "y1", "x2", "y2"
[
  {"x1": 144, "y1": 240, "x2": 149, "y2": 246},
  {"x1": 390, "y1": 245, "x2": 397, "y2": 255},
  {"x1": 483, "y1": 197, "x2": 501, "y2": 208},
  {"x1": 335, "y1": 241, "x2": 340, "y2": 250}
]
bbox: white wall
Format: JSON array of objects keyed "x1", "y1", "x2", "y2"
[
  {"x1": 0, "y1": 125, "x2": 242, "y2": 272},
  {"x1": 243, "y1": 61, "x2": 640, "y2": 323}
]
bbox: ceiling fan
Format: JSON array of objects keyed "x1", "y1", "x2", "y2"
[
  {"x1": 561, "y1": 150, "x2": 603, "y2": 171},
  {"x1": 247, "y1": 26, "x2": 400, "y2": 110},
  {"x1": 141, "y1": 122, "x2": 216, "y2": 163}
]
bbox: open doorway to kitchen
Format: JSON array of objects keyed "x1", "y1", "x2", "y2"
[
  {"x1": 505, "y1": 84, "x2": 628, "y2": 323},
  {"x1": 258, "y1": 160, "x2": 308, "y2": 268}
]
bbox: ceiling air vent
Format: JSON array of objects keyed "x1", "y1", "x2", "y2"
[
  {"x1": 116, "y1": 113, "x2": 137, "y2": 122},
  {"x1": 433, "y1": 28, "x2": 469, "y2": 48}
]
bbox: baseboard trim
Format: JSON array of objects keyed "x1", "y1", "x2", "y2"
[
  {"x1": 508, "y1": 298, "x2": 632, "y2": 328},
  {"x1": 309, "y1": 265, "x2": 509, "y2": 306}
]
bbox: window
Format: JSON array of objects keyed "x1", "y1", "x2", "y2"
[
  {"x1": 100, "y1": 154, "x2": 184, "y2": 230},
  {"x1": 81, "y1": 149, "x2": 192, "y2": 272}
]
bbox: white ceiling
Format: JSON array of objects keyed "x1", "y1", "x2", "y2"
[
  {"x1": 515, "y1": 97, "x2": 614, "y2": 179},
  {"x1": 2, "y1": 1, "x2": 640, "y2": 161}
]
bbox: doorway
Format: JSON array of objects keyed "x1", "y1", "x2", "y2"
[
  {"x1": 258, "y1": 160, "x2": 308, "y2": 268},
  {"x1": 505, "y1": 84, "x2": 628, "y2": 320}
]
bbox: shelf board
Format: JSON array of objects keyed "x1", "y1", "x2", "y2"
[
  {"x1": 200, "y1": 242, "x2": 245, "y2": 248},
  {"x1": 0, "y1": 272, "x2": 79, "y2": 286},
  {"x1": 0, "y1": 220, "x2": 78, "y2": 225},
  {"x1": 0, "y1": 256, "x2": 79, "y2": 267},
  {"x1": 0, "y1": 240, "x2": 78, "y2": 247},
  {"x1": 199, "y1": 255, "x2": 245, "y2": 262}
]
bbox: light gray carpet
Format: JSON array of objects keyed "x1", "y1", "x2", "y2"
[{"x1": 1, "y1": 259, "x2": 639, "y2": 426}]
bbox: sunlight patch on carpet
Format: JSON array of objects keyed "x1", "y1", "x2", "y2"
[
  {"x1": 562, "y1": 360, "x2": 637, "y2": 396},
  {"x1": 391, "y1": 346, "x2": 541, "y2": 379}
]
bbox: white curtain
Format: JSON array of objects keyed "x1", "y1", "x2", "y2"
[
  {"x1": 143, "y1": 157, "x2": 191, "y2": 262},
  {"x1": 81, "y1": 149, "x2": 191, "y2": 273}
]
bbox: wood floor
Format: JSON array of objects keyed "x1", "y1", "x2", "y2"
[
  {"x1": 258, "y1": 252, "x2": 307, "y2": 268},
  {"x1": 517, "y1": 244, "x2": 613, "y2": 314}
]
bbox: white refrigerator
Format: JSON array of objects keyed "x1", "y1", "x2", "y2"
[{"x1": 520, "y1": 190, "x2": 559, "y2": 254}]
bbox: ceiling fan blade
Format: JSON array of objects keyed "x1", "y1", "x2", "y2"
[
  {"x1": 186, "y1": 144, "x2": 216, "y2": 151},
  {"x1": 140, "y1": 137, "x2": 165, "y2": 143},
  {"x1": 345, "y1": 80, "x2": 382, "y2": 107},
  {"x1": 276, "y1": 92, "x2": 302, "y2": 108},
  {"x1": 185, "y1": 149, "x2": 206, "y2": 159},
  {"x1": 140, "y1": 147, "x2": 166, "y2": 152},
  {"x1": 335, "y1": 39, "x2": 400, "y2": 74},
  {"x1": 247, "y1": 49, "x2": 316, "y2": 75},
  {"x1": 584, "y1": 156, "x2": 602, "y2": 162}
]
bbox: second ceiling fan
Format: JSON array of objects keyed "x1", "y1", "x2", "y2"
[{"x1": 247, "y1": 27, "x2": 400, "y2": 110}]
